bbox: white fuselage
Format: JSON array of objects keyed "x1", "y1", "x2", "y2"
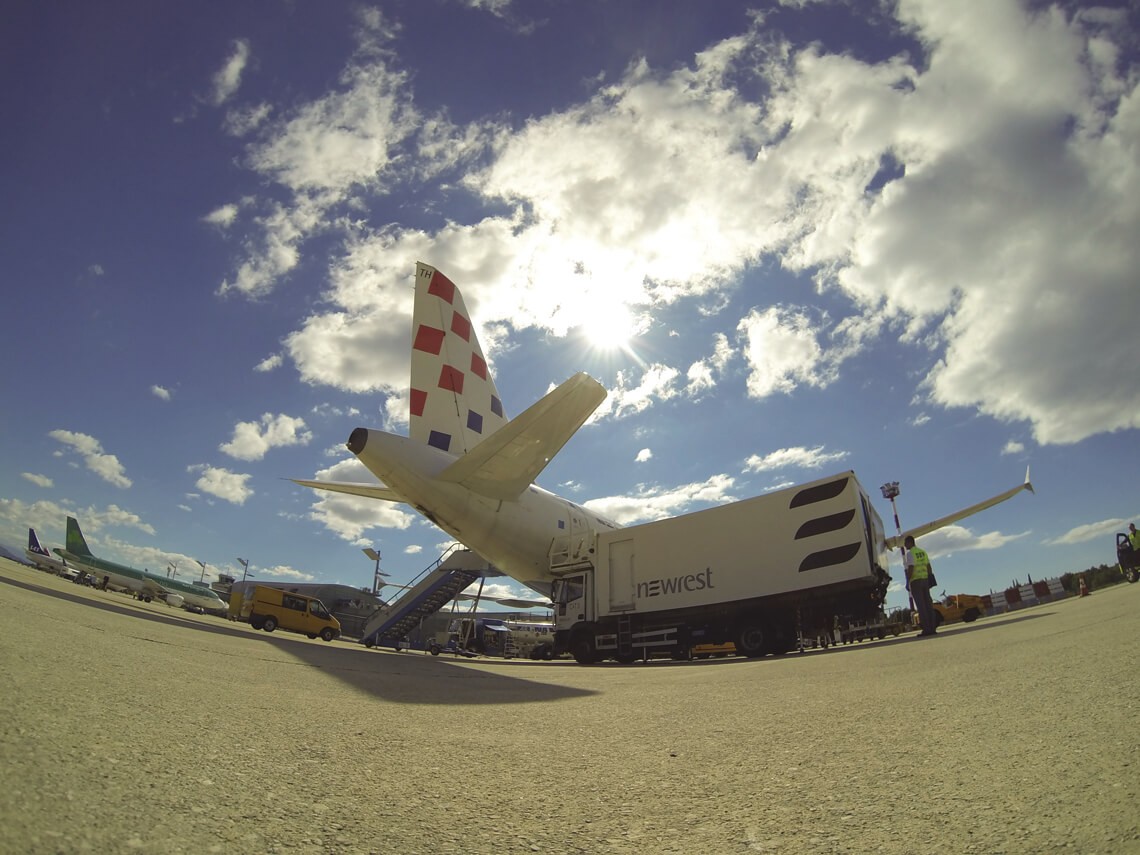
[
  {"x1": 353, "y1": 429, "x2": 618, "y2": 594},
  {"x1": 62, "y1": 553, "x2": 223, "y2": 612},
  {"x1": 26, "y1": 549, "x2": 76, "y2": 577}
]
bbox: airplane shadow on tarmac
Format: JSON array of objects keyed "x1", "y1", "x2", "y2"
[{"x1": 1, "y1": 572, "x2": 596, "y2": 706}]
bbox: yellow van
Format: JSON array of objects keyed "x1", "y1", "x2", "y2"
[{"x1": 247, "y1": 585, "x2": 341, "y2": 642}]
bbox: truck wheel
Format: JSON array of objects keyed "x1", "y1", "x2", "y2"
[
  {"x1": 571, "y1": 635, "x2": 597, "y2": 665},
  {"x1": 429, "y1": 643, "x2": 441, "y2": 656},
  {"x1": 320, "y1": 628, "x2": 336, "y2": 642},
  {"x1": 263, "y1": 616, "x2": 277, "y2": 632},
  {"x1": 963, "y1": 608, "x2": 981, "y2": 622},
  {"x1": 735, "y1": 625, "x2": 766, "y2": 658},
  {"x1": 1125, "y1": 567, "x2": 1139, "y2": 584},
  {"x1": 250, "y1": 616, "x2": 264, "y2": 630}
]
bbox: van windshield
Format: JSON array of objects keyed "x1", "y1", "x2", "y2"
[{"x1": 310, "y1": 599, "x2": 331, "y2": 619}]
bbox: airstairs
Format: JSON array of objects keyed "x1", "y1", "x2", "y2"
[{"x1": 360, "y1": 546, "x2": 495, "y2": 648}]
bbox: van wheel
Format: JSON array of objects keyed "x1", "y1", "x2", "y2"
[
  {"x1": 263, "y1": 616, "x2": 277, "y2": 632},
  {"x1": 250, "y1": 616, "x2": 264, "y2": 630},
  {"x1": 307, "y1": 633, "x2": 317, "y2": 639},
  {"x1": 735, "y1": 624, "x2": 766, "y2": 657},
  {"x1": 320, "y1": 628, "x2": 336, "y2": 642}
]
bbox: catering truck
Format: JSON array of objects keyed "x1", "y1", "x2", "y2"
[{"x1": 551, "y1": 471, "x2": 891, "y2": 664}]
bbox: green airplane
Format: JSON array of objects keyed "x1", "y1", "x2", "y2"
[{"x1": 55, "y1": 516, "x2": 225, "y2": 613}]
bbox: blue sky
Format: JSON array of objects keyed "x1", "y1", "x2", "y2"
[{"x1": 2, "y1": 0, "x2": 1137, "y2": 612}]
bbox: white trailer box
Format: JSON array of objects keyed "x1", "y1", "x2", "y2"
[{"x1": 552, "y1": 471, "x2": 891, "y2": 663}]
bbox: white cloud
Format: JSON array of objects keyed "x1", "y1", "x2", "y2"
[
  {"x1": 48, "y1": 430, "x2": 131, "y2": 488},
  {"x1": 737, "y1": 307, "x2": 831, "y2": 399},
  {"x1": 744, "y1": 446, "x2": 848, "y2": 473},
  {"x1": 635, "y1": 448, "x2": 652, "y2": 463},
  {"x1": 21, "y1": 472, "x2": 53, "y2": 488},
  {"x1": 188, "y1": 465, "x2": 253, "y2": 505},
  {"x1": 257, "y1": 564, "x2": 316, "y2": 582},
  {"x1": 1002, "y1": 440, "x2": 1026, "y2": 456},
  {"x1": 209, "y1": 0, "x2": 1138, "y2": 448},
  {"x1": 1044, "y1": 517, "x2": 1132, "y2": 547},
  {"x1": 254, "y1": 353, "x2": 283, "y2": 373},
  {"x1": 151, "y1": 385, "x2": 171, "y2": 401},
  {"x1": 919, "y1": 524, "x2": 1031, "y2": 559},
  {"x1": 220, "y1": 413, "x2": 313, "y2": 461},
  {"x1": 211, "y1": 39, "x2": 251, "y2": 106},
  {"x1": 592, "y1": 364, "x2": 680, "y2": 421},
  {"x1": 203, "y1": 203, "x2": 239, "y2": 229},
  {"x1": 584, "y1": 474, "x2": 736, "y2": 526},
  {"x1": 299, "y1": 457, "x2": 415, "y2": 542}
]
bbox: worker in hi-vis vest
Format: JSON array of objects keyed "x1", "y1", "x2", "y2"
[
  {"x1": 904, "y1": 535, "x2": 938, "y2": 637},
  {"x1": 1129, "y1": 523, "x2": 1140, "y2": 551}
]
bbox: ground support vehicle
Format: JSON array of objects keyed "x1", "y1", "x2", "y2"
[
  {"x1": 919, "y1": 594, "x2": 988, "y2": 628},
  {"x1": 428, "y1": 618, "x2": 515, "y2": 657},
  {"x1": 1117, "y1": 534, "x2": 1140, "y2": 584},
  {"x1": 247, "y1": 585, "x2": 341, "y2": 641},
  {"x1": 839, "y1": 614, "x2": 905, "y2": 644},
  {"x1": 550, "y1": 471, "x2": 891, "y2": 664}
]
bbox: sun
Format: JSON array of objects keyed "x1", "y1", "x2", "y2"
[{"x1": 581, "y1": 301, "x2": 638, "y2": 351}]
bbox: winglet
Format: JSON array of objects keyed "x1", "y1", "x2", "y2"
[{"x1": 1024, "y1": 465, "x2": 1035, "y2": 495}]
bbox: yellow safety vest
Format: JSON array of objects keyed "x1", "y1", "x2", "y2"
[
  {"x1": 909, "y1": 547, "x2": 931, "y2": 581},
  {"x1": 1130, "y1": 531, "x2": 1140, "y2": 551}
]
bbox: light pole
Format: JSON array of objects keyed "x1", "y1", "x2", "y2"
[
  {"x1": 196, "y1": 560, "x2": 207, "y2": 583},
  {"x1": 167, "y1": 561, "x2": 178, "y2": 579},
  {"x1": 237, "y1": 557, "x2": 253, "y2": 584},
  {"x1": 362, "y1": 548, "x2": 390, "y2": 595},
  {"x1": 879, "y1": 481, "x2": 912, "y2": 612}
]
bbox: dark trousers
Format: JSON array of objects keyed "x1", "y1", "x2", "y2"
[{"x1": 911, "y1": 578, "x2": 936, "y2": 634}]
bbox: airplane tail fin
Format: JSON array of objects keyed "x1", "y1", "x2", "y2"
[
  {"x1": 409, "y1": 262, "x2": 508, "y2": 456},
  {"x1": 28, "y1": 527, "x2": 47, "y2": 555},
  {"x1": 65, "y1": 517, "x2": 95, "y2": 558}
]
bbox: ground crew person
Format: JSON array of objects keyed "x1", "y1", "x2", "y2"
[
  {"x1": 1129, "y1": 523, "x2": 1140, "y2": 551},
  {"x1": 904, "y1": 535, "x2": 937, "y2": 637}
]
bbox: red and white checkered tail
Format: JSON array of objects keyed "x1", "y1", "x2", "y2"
[{"x1": 408, "y1": 262, "x2": 508, "y2": 456}]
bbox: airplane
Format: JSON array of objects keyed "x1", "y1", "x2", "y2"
[
  {"x1": 25, "y1": 527, "x2": 79, "y2": 579},
  {"x1": 294, "y1": 262, "x2": 1033, "y2": 598},
  {"x1": 53, "y1": 516, "x2": 226, "y2": 613}
]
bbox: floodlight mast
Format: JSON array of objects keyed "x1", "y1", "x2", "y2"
[
  {"x1": 362, "y1": 547, "x2": 389, "y2": 595},
  {"x1": 879, "y1": 481, "x2": 912, "y2": 612}
]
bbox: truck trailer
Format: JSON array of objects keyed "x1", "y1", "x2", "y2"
[{"x1": 550, "y1": 471, "x2": 891, "y2": 664}]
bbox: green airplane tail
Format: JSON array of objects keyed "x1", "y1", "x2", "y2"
[{"x1": 65, "y1": 516, "x2": 94, "y2": 558}]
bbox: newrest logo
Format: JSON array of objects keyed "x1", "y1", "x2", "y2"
[{"x1": 637, "y1": 568, "x2": 715, "y2": 599}]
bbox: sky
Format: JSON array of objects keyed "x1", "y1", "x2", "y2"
[{"x1": 2, "y1": 0, "x2": 1138, "y2": 614}]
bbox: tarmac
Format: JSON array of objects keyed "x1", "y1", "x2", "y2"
[{"x1": 1, "y1": 557, "x2": 1137, "y2": 855}]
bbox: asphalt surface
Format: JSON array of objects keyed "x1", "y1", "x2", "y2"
[{"x1": 1, "y1": 558, "x2": 1137, "y2": 855}]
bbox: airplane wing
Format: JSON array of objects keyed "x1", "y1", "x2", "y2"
[
  {"x1": 438, "y1": 371, "x2": 607, "y2": 501},
  {"x1": 455, "y1": 593, "x2": 554, "y2": 609},
  {"x1": 290, "y1": 479, "x2": 405, "y2": 503},
  {"x1": 884, "y1": 467, "x2": 1035, "y2": 551}
]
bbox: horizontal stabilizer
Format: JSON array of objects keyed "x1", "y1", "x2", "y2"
[
  {"x1": 290, "y1": 479, "x2": 405, "y2": 503},
  {"x1": 438, "y1": 372, "x2": 607, "y2": 501},
  {"x1": 885, "y1": 467, "x2": 1034, "y2": 551}
]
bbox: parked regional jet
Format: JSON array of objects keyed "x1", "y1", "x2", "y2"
[
  {"x1": 25, "y1": 527, "x2": 78, "y2": 578},
  {"x1": 53, "y1": 517, "x2": 226, "y2": 612},
  {"x1": 294, "y1": 263, "x2": 1032, "y2": 597}
]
